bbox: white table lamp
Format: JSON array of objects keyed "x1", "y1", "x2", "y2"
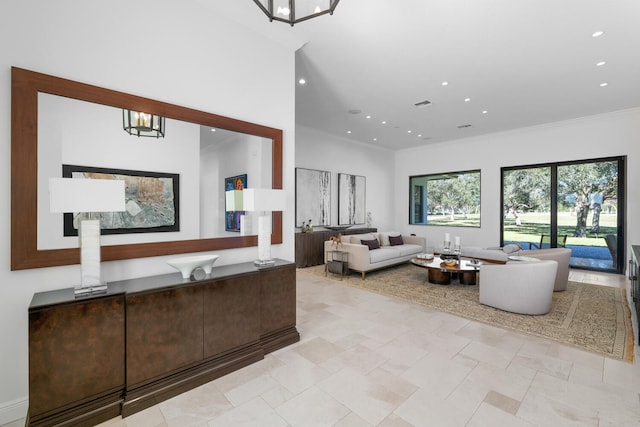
[
  {"x1": 242, "y1": 188, "x2": 286, "y2": 266},
  {"x1": 49, "y1": 178, "x2": 126, "y2": 296}
]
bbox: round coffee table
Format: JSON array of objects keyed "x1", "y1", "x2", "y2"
[{"x1": 411, "y1": 256, "x2": 479, "y2": 285}]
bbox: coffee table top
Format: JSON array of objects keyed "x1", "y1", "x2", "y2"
[{"x1": 411, "y1": 256, "x2": 480, "y2": 272}]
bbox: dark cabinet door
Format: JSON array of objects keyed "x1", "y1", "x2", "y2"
[
  {"x1": 126, "y1": 286, "x2": 204, "y2": 386},
  {"x1": 203, "y1": 275, "x2": 260, "y2": 358},
  {"x1": 29, "y1": 295, "x2": 125, "y2": 419}
]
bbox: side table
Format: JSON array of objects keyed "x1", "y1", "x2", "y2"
[{"x1": 326, "y1": 250, "x2": 349, "y2": 278}]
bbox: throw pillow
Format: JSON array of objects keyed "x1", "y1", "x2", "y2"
[
  {"x1": 388, "y1": 235, "x2": 404, "y2": 246},
  {"x1": 502, "y1": 243, "x2": 522, "y2": 254},
  {"x1": 361, "y1": 239, "x2": 380, "y2": 250}
]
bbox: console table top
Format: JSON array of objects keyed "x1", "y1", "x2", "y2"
[{"x1": 29, "y1": 258, "x2": 294, "y2": 309}]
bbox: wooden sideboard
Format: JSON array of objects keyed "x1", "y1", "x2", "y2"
[
  {"x1": 27, "y1": 260, "x2": 298, "y2": 427},
  {"x1": 295, "y1": 228, "x2": 377, "y2": 268}
]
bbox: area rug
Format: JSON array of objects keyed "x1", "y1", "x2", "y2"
[{"x1": 300, "y1": 264, "x2": 634, "y2": 362}]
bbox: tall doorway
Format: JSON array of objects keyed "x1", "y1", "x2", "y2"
[{"x1": 501, "y1": 156, "x2": 625, "y2": 274}]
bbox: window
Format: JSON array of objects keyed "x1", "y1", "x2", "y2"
[
  {"x1": 409, "y1": 170, "x2": 481, "y2": 227},
  {"x1": 501, "y1": 156, "x2": 625, "y2": 273}
]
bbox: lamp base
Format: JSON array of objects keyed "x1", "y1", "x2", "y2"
[
  {"x1": 74, "y1": 282, "x2": 108, "y2": 298},
  {"x1": 254, "y1": 259, "x2": 276, "y2": 267}
]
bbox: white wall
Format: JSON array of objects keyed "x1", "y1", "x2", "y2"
[
  {"x1": 296, "y1": 125, "x2": 396, "y2": 232},
  {"x1": 0, "y1": 0, "x2": 295, "y2": 423},
  {"x1": 394, "y1": 109, "x2": 640, "y2": 252}
]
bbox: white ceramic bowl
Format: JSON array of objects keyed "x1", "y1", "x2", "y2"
[{"x1": 166, "y1": 254, "x2": 220, "y2": 279}]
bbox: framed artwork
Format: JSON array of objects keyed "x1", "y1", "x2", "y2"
[
  {"x1": 225, "y1": 174, "x2": 247, "y2": 232},
  {"x1": 295, "y1": 167, "x2": 331, "y2": 227},
  {"x1": 338, "y1": 173, "x2": 366, "y2": 225},
  {"x1": 62, "y1": 164, "x2": 180, "y2": 236}
]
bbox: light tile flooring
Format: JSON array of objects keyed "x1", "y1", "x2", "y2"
[{"x1": 6, "y1": 269, "x2": 640, "y2": 427}]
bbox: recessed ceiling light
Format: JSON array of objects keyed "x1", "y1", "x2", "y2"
[
  {"x1": 592, "y1": 30, "x2": 604, "y2": 38},
  {"x1": 417, "y1": 134, "x2": 422, "y2": 138},
  {"x1": 441, "y1": 81, "x2": 449, "y2": 86},
  {"x1": 381, "y1": 121, "x2": 387, "y2": 124},
  {"x1": 482, "y1": 110, "x2": 488, "y2": 114},
  {"x1": 596, "y1": 61, "x2": 606, "y2": 66},
  {"x1": 373, "y1": 138, "x2": 377, "y2": 141},
  {"x1": 464, "y1": 98, "x2": 471, "y2": 102},
  {"x1": 407, "y1": 130, "x2": 412, "y2": 134},
  {"x1": 366, "y1": 115, "x2": 371, "y2": 119},
  {"x1": 298, "y1": 78, "x2": 306, "y2": 85},
  {"x1": 211, "y1": 128, "x2": 216, "y2": 132},
  {"x1": 347, "y1": 130, "x2": 352, "y2": 134},
  {"x1": 600, "y1": 82, "x2": 609, "y2": 87}
]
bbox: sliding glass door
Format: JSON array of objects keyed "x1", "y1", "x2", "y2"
[{"x1": 501, "y1": 156, "x2": 625, "y2": 273}]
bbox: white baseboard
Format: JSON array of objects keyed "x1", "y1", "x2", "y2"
[{"x1": 0, "y1": 397, "x2": 27, "y2": 425}]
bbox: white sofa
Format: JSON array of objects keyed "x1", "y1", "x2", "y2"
[
  {"x1": 324, "y1": 232, "x2": 425, "y2": 279},
  {"x1": 479, "y1": 260, "x2": 558, "y2": 315}
]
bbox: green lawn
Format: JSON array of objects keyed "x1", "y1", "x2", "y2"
[{"x1": 504, "y1": 212, "x2": 616, "y2": 247}]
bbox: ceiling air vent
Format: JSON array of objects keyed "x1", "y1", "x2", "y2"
[
  {"x1": 414, "y1": 100, "x2": 432, "y2": 108},
  {"x1": 457, "y1": 124, "x2": 472, "y2": 128}
]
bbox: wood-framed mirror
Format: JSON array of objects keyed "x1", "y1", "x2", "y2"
[{"x1": 11, "y1": 67, "x2": 283, "y2": 270}]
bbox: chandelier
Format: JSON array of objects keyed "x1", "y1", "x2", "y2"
[
  {"x1": 253, "y1": 0, "x2": 340, "y2": 26},
  {"x1": 122, "y1": 110, "x2": 166, "y2": 138}
]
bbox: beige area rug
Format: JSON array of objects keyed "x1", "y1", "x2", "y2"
[{"x1": 300, "y1": 263, "x2": 634, "y2": 362}]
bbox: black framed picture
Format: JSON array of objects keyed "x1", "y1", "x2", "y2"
[{"x1": 62, "y1": 164, "x2": 180, "y2": 236}]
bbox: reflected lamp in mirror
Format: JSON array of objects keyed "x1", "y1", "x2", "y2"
[
  {"x1": 122, "y1": 109, "x2": 166, "y2": 138},
  {"x1": 242, "y1": 188, "x2": 286, "y2": 266},
  {"x1": 49, "y1": 178, "x2": 126, "y2": 297}
]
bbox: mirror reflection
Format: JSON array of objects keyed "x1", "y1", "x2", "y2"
[{"x1": 37, "y1": 93, "x2": 273, "y2": 251}]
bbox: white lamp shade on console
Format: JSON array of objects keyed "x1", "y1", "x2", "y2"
[
  {"x1": 242, "y1": 188, "x2": 286, "y2": 266},
  {"x1": 49, "y1": 178, "x2": 126, "y2": 296}
]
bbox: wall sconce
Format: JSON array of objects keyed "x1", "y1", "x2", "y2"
[
  {"x1": 122, "y1": 109, "x2": 165, "y2": 138},
  {"x1": 241, "y1": 188, "x2": 286, "y2": 266},
  {"x1": 49, "y1": 178, "x2": 126, "y2": 297}
]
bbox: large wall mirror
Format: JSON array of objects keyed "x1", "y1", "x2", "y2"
[{"x1": 11, "y1": 67, "x2": 283, "y2": 270}]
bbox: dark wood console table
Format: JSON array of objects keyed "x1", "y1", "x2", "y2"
[
  {"x1": 295, "y1": 228, "x2": 377, "y2": 268},
  {"x1": 27, "y1": 259, "x2": 298, "y2": 427}
]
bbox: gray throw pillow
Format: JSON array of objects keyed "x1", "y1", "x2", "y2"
[{"x1": 502, "y1": 243, "x2": 522, "y2": 254}]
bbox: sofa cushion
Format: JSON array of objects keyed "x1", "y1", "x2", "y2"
[
  {"x1": 349, "y1": 233, "x2": 378, "y2": 244},
  {"x1": 396, "y1": 244, "x2": 424, "y2": 257},
  {"x1": 361, "y1": 239, "x2": 380, "y2": 250},
  {"x1": 389, "y1": 235, "x2": 404, "y2": 246},
  {"x1": 369, "y1": 247, "x2": 401, "y2": 263},
  {"x1": 379, "y1": 231, "x2": 401, "y2": 246}
]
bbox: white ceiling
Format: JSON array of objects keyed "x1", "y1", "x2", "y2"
[{"x1": 201, "y1": 0, "x2": 640, "y2": 150}]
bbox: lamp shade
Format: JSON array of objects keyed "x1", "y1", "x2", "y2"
[
  {"x1": 242, "y1": 189, "x2": 286, "y2": 212},
  {"x1": 225, "y1": 190, "x2": 244, "y2": 211},
  {"x1": 49, "y1": 178, "x2": 126, "y2": 213}
]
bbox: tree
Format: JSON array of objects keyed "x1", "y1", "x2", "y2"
[
  {"x1": 427, "y1": 173, "x2": 480, "y2": 220},
  {"x1": 502, "y1": 168, "x2": 550, "y2": 225},
  {"x1": 558, "y1": 161, "x2": 617, "y2": 237}
]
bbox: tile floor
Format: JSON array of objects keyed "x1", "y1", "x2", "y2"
[{"x1": 6, "y1": 269, "x2": 640, "y2": 427}]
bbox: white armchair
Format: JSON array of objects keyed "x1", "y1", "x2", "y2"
[{"x1": 479, "y1": 260, "x2": 558, "y2": 315}]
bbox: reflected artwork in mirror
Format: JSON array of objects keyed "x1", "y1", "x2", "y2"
[{"x1": 11, "y1": 67, "x2": 283, "y2": 270}]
